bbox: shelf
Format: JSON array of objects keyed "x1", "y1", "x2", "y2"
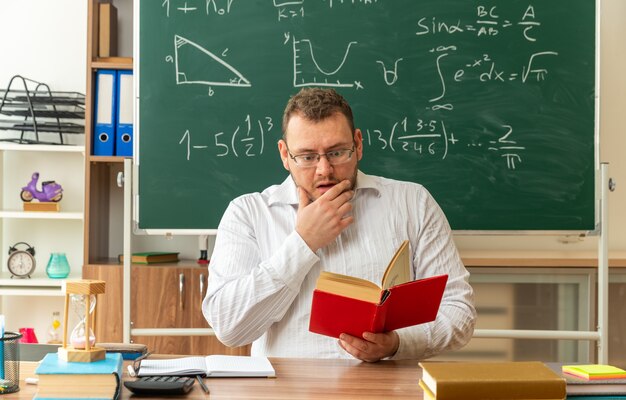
[
  {"x1": 91, "y1": 57, "x2": 133, "y2": 70},
  {"x1": 86, "y1": 258, "x2": 122, "y2": 268},
  {"x1": 0, "y1": 272, "x2": 81, "y2": 296},
  {"x1": 131, "y1": 259, "x2": 207, "y2": 268},
  {"x1": 88, "y1": 155, "x2": 126, "y2": 163},
  {"x1": 85, "y1": 259, "x2": 205, "y2": 268},
  {"x1": 0, "y1": 288, "x2": 65, "y2": 296},
  {"x1": 0, "y1": 210, "x2": 83, "y2": 220},
  {"x1": 460, "y1": 250, "x2": 626, "y2": 268},
  {"x1": 0, "y1": 142, "x2": 85, "y2": 153}
]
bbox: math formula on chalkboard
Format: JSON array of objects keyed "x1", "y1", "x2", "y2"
[{"x1": 138, "y1": 0, "x2": 596, "y2": 231}]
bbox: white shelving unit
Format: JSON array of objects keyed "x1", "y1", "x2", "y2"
[
  {"x1": 0, "y1": 273, "x2": 81, "y2": 296},
  {"x1": 0, "y1": 142, "x2": 85, "y2": 338},
  {"x1": 0, "y1": 143, "x2": 85, "y2": 153},
  {"x1": 0, "y1": 211, "x2": 83, "y2": 219}
]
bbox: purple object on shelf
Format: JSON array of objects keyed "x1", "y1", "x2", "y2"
[{"x1": 20, "y1": 172, "x2": 63, "y2": 203}]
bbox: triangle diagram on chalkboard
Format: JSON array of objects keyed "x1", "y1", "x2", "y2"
[{"x1": 174, "y1": 35, "x2": 251, "y2": 87}]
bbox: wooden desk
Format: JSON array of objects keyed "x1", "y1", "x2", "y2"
[{"x1": 14, "y1": 358, "x2": 423, "y2": 399}]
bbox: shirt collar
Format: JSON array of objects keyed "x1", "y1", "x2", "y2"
[{"x1": 268, "y1": 170, "x2": 381, "y2": 206}]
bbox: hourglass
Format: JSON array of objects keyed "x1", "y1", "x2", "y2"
[{"x1": 58, "y1": 280, "x2": 106, "y2": 362}]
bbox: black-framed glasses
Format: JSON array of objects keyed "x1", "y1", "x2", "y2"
[{"x1": 287, "y1": 145, "x2": 356, "y2": 168}]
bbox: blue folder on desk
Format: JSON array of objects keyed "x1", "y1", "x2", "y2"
[
  {"x1": 93, "y1": 69, "x2": 117, "y2": 156},
  {"x1": 115, "y1": 70, "x2": 133, "y2": 157}
]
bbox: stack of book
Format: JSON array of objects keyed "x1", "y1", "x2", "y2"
[
  {"x1": 557, "y1": 364, "x2": 626, "y2": 399},
  {"x1": 418, "y1": 361, "x2": 566, "y2": 400},
  {"x1": 34, "y1": 352, "x2": 123, "y2": 399}
]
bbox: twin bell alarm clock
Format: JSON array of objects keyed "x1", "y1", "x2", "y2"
[{"x1": 7, "y1": 241, "x2": 36, "y2": 278}]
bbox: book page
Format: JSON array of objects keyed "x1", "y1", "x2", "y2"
[
  {"x1": 319, "y1": 271, "x2": 381, "y2": 289},
  {"x1": 381, "y1": 240, "x2": 411, "y2": 290},
  {"x1": 205, "y1": 355, "x2": 275, "y2": 377},
  {"x1": 138, "y1": 356, "x2": 207, "y2": 376},
  {"x1": 316, "y1": 271, "x2": 382, "y2": 303}
]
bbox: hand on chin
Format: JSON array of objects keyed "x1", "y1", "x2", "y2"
[{"x1": 315, "y1": 183, "x2": 337, "y2": 197}]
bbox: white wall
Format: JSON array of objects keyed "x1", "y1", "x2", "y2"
[
  {"x1": 115, "y1": 0, "x2": 134, "y2": 57},
  {"x1": 598, "y1": 0, "x2": 626, "y2": 251},
  {"x1": 0, "y1": 1, "x2": 87, "y2": 93}
]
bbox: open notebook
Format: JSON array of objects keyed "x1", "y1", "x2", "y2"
[{"x1": 138, "y1": 355, "x2": 275, "y2": 378}]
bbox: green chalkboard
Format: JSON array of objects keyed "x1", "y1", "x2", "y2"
[{"x1": 137, "y1": 0, "x2": 596, "y2": 231}]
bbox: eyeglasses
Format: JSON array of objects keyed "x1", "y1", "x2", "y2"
[{"x1": 287, "y1": 145, "x2": 356, "y2": 168}]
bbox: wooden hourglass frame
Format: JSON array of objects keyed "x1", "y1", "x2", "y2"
[{"x1": 58, "y1": 280, "x2": 106, "y2": 362}]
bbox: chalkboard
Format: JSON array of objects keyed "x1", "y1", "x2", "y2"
[{"x1": 137, "y1": 0, "x2": 596, "y2": 232}]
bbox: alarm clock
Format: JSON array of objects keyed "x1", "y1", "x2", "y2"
[{"x1": 7, "y1": 242, "x2": 36, "y2": 278}]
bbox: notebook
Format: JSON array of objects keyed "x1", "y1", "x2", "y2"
[{"x1": 138, "y1": 355, "x2": 275, "y2": 378}]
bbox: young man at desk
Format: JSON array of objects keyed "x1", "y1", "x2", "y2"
[{"x1": 203, "y1": 88, "x2": 476, "y2": 362}]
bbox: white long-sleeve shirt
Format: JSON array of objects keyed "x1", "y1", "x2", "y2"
[{"x1": 203, "y1": 171, "x2": 475, "y2": 359}]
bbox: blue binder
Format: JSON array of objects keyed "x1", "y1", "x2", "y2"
[
  {"x1": 93, "y1": 69, "x2": 117, "y2": 156},
  {"x1": 115, "y1": 70, "x2": 134, "y2": 157}
]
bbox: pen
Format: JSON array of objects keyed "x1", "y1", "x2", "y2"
[{"x1": 196, "y1": 375, "x2": 209, "y2": 394}]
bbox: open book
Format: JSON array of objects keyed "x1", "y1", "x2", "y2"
[
  {"x1": 138, "y1": 355, "x2": 275, "y2": 378},
  {"x1": 309, "y1": 240, "x2": 448, "y2": 338}
]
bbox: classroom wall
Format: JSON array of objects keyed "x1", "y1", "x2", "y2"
[
  {"x1": 598, "y1": 0, "x2": 626, "y2": 250},
  {"x1": 1, "y1": 0, "x2": 624, "y2": 259},
  {"x1": 0, "y1": 1, "x2": 87, "y2": 93},
  {"x1": 0, "y1": 0, "x2": 623, "y2": 350}
]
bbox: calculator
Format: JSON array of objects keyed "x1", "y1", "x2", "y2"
[{"x1": 124, "y1": 375, "x2": 195, "y2": 395}]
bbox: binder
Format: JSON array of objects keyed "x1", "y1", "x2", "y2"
[
  {"x1": 93, "y1": 69, "x2": 117, "y2": 156},
  {"x1": 115, "y1": 70, "x2": 134, "y2": 157}
]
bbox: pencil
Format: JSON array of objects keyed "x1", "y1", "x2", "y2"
[{"x1": 196, "y1": 375, "x2": 209, "y2": 393}]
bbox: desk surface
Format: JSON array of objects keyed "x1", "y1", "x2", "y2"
[{"x1": 15, "y1": 357, "x2": 423, "y2": 399}]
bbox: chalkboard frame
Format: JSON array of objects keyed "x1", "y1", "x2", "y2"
[{"x1": 133, "y1": 0, "x2": 600, "y2": 235}]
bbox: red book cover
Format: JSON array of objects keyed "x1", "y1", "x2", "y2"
[{"x1": 309, "y1": 274, "x2": 448, "y2": 339}]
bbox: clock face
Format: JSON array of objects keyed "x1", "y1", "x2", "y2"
[{"x1": 8, "y1": 251, "x2": 36, "y2": 277}]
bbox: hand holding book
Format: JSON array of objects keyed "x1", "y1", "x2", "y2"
[{"x1": 309, "y1": 240, "x2": 448, "y2": 339}]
